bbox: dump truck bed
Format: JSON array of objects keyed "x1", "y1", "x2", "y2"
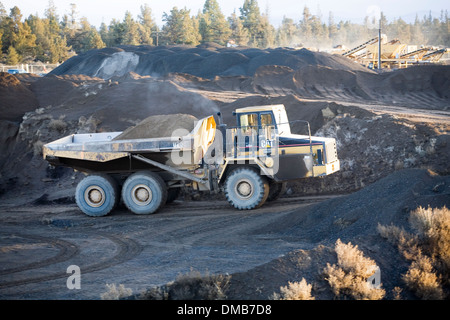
[
  {"x1": 43, "y1": 116, "x2": 217, "y2": 173},
  {"x1": 43, "y1": 132, "x2": 191, "y2": 162}
]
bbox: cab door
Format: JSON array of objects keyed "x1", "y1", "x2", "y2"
[{"x1": 258, "y1": 112, "x2": 277, "y2": 157}]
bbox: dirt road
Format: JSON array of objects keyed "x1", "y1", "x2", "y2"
[{"x1": 0, "y1": 195, "x2": 337, "y2": 300}]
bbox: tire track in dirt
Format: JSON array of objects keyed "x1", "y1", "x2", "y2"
[
  {"x1": 0, "y1": 234, "x2": 78, "y2": 276},
  {"x1": 0, "y1": 232, "x2": 142, "y2": 289}
]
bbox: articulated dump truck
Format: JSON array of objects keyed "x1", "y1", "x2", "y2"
[{"x1": 43, "y1": 105, "x2": 340, "y2": 216}]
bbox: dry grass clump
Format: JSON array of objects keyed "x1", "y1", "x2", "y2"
[
  {"x1": 139, "y1": 268, "x2": 230, "y2": 300},
  {"x1": 323, "y1": 239, "x2": 385, "y2": 300},
  {"x1": 402, "y1": 254, "x2": 444, "y2": 299},
  {"x1": 273, "y1": 278, "x2": 315, "y2": 300},
  {"x1": 100, "y1": 283, "x2": 133, "y2": 300},
  {"x1": 48, "y1": 118, "x2": 68, "y2": 133},
  {"x1": 168, "y1": 269, "x2": 230, "y2": 300},
  {"x1": 409, "y1": 206, "x2": 450, "y2": 280},
  {"x1": 378, "y1": 206, "x2": 449, "y2": 300}
]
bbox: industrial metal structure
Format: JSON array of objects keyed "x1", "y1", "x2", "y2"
[{"x1": 341, "y1": 35, "x2": 448, "y2": 69}]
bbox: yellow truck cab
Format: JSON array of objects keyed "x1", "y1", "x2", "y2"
[{"x1": 221, "y1": 105, "x2": 340, "y2": 182}]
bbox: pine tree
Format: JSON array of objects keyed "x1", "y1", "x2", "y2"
[
  {"x1": 162, "y1": 7, "x2": 201, "y2": 45},
  {"x1": 138, "y1": 4, "x2": 156, "y2": 45},
  {"x1": 257, "y1": 13, "x2": 275, "y2": 47},
  {"x1": 240, "y1": 0, "x2": 262, "y2": 46},
  {"x1": 0, "y1": 1, "x2": 6, "y2": 17},
  {"x1": 228, "y1": 11, "x2": 249, "y2": 46},
  {"x1": 6, "y1": 45, "x2": 19, "y2": 64},
  {"x1": 299, "y1": 6, "x2": 313, "y2": 44},
  {"x1": 277, "y1": 16, "x2": 297, "y2": 47},
  {"x1": 99, "y1": 22, "x2": 112, "y2": 46},
  {"x1": 0, "y1": 3, "x2": 5, "y2": 57},
  {"x1": 199, "y1": 0, "x2": 231, "y2": 45},
  {"x1": 122, "y1": 11, "x2": 140, "y2": 45},
  {"x1": 328, "y1": 11, "x2": 338, "y2": 45},
  {"x1": 78, "y1": 17, "x2": 105, "y2": 51},
  {"x1": 4, "y1": 6, "x2": 36, "y2": 60},
  {"x1": 108, "y1": 19, "x2": 125, "y2": 46},
  {"x1": 27, "y1": 4, "x2": 70, "y2": 63}
]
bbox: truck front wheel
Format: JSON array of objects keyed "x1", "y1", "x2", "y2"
[
  {"x1": 75, "y1": 174, "x2": 118, "y2": 217},
  {"x1": 121, "y1": 171, "x2": 167, "y2": 215},
  {"x1": 224, "y1": 167, "x2": 269, "y2": 210}
]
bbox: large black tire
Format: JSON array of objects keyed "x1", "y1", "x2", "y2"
[
  {"x1": 121, "y1": 171, "x2": 167, "y2": 215},
  {"x1": 224, "y1": 167, "x2": 269, "y2": 210},
  {"x1": 166, "y1": 188, "x2": 181, "y2": 204},
  {"x1": 267, "y1": 181, "x2": 287, "y2": 202},
  {"x1": 75, "y1": 174, "x2": 118, "y2": 217}
]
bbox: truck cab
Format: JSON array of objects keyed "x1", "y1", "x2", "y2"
[{"x1": 227, "y1": 105, "x2": 340, "y2": 181}]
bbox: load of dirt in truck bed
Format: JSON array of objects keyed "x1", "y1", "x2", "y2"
[{"x1": 113, "y1": 114, "x2": 198, "y2": 140}]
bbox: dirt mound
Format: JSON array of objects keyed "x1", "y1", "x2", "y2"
[
  {"x1": 114, "y1": 114, "x2": 198, "y2": 140},
  {"x1": 30, "y1": 74, "x2": 80, "y2": 108},
  {"x1": 0, "y1": 72, "x2": 39, "y2": 121},
  {"x1": 47, "y1": 45, "x2": 450, "y2": 110},
  {"x1": 25, "y1": 72, "x2": 217, "y2": 132},
  {"x1": 373, "y1": 65, "x2": 450, "y2": 105},
  {"x1": 49, "y1": 45, "x2": 370, "y2": 80},
  {"x1": 251, "y1": 64, "x2": 450, "y2": 108},
  {"x1": 274, "y1": 169, "x2": 449, "y2": 243}
]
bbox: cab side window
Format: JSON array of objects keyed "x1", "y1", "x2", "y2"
[
  {"x1": 240, "y1": 113, "x2": 258, "y2": 133},
  {"x1": 260, "y1": 113, "x2": 273, "y2": 128}
]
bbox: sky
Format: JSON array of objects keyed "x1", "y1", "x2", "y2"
[{"x1": 2, "y1": 0, "x2": 449, "y2": 28}]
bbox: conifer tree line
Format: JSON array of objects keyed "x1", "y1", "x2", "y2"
[{"x1": 1, "y1": 0, "x2": 449, "y2": 65}]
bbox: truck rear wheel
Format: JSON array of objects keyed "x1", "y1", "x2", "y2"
[
  {"x1": 75, "y1": 174, "x2": 118, "y2": 217},
  {"x1": 121, "y1": 171, "x2": 167, "y2": 215},
  {"x1": 224, "y1": 167, "x2": 269, "y2": 210}
]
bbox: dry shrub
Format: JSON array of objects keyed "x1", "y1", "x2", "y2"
[
  {"x1": 392, "y1": 287, "x2": 403, "y2": 300},
  {"x1": 137, "y1": 269, "x2": 230, "y2": 300},
  {"x1": 409, "y1": 206, "x2": 450, "y2": 280},
  {"x1": 138, "y1": 286, "x2": 169, "y2": 300},
  {"x1": 273, "y1": 278, "x2": 315, "y2": 300},
  {"x1": 167, "y1": 269, "x2": 230, "y2": 300},
  {"x1": 100, "y1": 283, "x2": 133, "y2": 300},
  {"x1": 48, "y1": 118, "x2": 68, "y2": 132},
  {"x1": 378, "y1": 206, "x2": 449, "y2": 299},
  {"x1": 403, "y1": 254, "x2": 444, "y2": 300},
  {"x1": 323, "y1": 239, "x2": 385, "y2": 300},
  {"x1": 377, "y1": 224, "x2": 420, "y2": 261}
]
